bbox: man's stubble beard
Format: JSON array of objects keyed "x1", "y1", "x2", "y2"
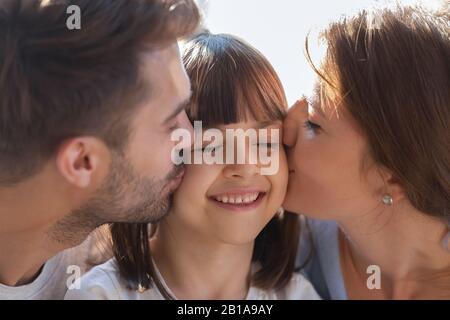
[{"x1": 48, "y1": 151, "x2": 183, "y2": 247}]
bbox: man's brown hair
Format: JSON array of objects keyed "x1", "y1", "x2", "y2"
[{"x1": 0, "y1": 0, "x2": 200, "y2": 185}]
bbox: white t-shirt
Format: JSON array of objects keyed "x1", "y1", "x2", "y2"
[
  {"x1": 64, "y1": 258, "x2": 321, "y2": 300},
  {"x1": 0, "y1": 230, "x2": 110, "y2": 300}
]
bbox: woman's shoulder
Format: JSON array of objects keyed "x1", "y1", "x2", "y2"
[
  {"x1": 297, "y1": 217, "x2": 340, "y2": 259},
  {"x1": 247, "y1": 272, "x2": 321, "y2": 300},
  {"x1": 297, "y1": 217, "x2": 339, "y2": 269},
  {"x1": 296, "y1": 217, "x2": 347, "y2": 300},
  {"x1": 304, "y1": 217, "x2": 339, "y2": 238}
]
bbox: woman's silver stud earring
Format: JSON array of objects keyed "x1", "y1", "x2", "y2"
[
  {"x1": 382, "y1": 194, "x2": 393, "y2": 206},
  {"x1": 277, "y1": 207, "x2": 285, "y2": 215}
]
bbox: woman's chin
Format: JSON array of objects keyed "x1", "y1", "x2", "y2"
[
  {"x1": 283, "y1": 192, "x2": 322, "y2": 219},
  {"x1": 282, "y1": 189, "x2": 304, "y2": 214}
]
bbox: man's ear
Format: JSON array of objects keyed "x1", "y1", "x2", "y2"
[{"x1": 55, "y1": 137, "x2": 110, "y2": 188}]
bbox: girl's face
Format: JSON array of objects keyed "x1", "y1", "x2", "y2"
[
  {"x1": 167, "y1": 119, "x2": 288, "y2": 245},
  {"x1": 283, "y1": 86, "x2": 386, "y2": 221}
]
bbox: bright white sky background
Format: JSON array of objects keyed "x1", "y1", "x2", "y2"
[{"x1": 194, "y1": 0, "x2": 446, "y2": 105}]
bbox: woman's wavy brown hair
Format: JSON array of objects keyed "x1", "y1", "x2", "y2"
[{"x1": 305, "y1": 5, "x2": 449, "y2": 224}]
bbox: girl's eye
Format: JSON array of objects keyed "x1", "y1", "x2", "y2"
[
  {"x1": 168, "y1": 122, "x2": 179, "y2": 131},
  {"x1": 303, "y1": 120, "x2": 321, "y2": 131},
  {"x1": 202, "y1": 145, "x2": 222, "y2": 153},
  {"x1": 256, "y1": 142, "x2": 279, "y2": 149}
]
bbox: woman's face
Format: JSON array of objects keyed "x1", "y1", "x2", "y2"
[
  {"x1": 283, "y1": 85, "x2": 385, "y2": 221},
  {"x1": 166, "y1": 119, "x2": 288, "y2": 245}
]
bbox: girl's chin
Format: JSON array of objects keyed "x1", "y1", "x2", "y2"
[{"x1": 214, "y1": 229, "x2": 266, "y2": 246}]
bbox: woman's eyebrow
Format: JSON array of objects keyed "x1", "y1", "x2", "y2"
[
  {"x1": 310, "y1": 103, "x2": 326, "y2": 118},
  {"x1": 310, "y1": 83, "x2": 329, "y2": 118}
]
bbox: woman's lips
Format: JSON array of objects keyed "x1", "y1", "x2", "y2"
[{"x1": 208, "y1": 190, "x2": 267, "y2": 212}]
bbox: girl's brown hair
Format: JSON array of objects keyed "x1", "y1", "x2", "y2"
[
  {"x1": 182, "y1": 32, "x2": 299, "y2": 290},
  {"x1": 111, "y1": 32, "x2": 300, "y2": 299},
  {"x1": 306, "y1": 6, "x2": 449, "y2": 224}
]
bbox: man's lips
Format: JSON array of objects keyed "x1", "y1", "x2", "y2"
[{"x1": 166, "y1": 167, "x2": 185, "y2": 192}]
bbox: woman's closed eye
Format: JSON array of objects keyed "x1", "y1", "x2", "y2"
[{"x1": 303, "y1": 120, "x2": 321, "y2": 132}]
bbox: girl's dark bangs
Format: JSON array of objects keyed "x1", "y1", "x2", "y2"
[
  {"x1": 190, "y1": 77, "x2": 285, "y2": 128},
  {"x1": 185, "y1": 34, "x2": 286, "y2": 128}
]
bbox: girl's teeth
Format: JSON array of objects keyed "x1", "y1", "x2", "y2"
[{"x1": 215, "y1": 192, "x2": 260, "y2": 204}]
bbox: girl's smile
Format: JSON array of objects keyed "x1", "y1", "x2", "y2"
[{"x1": 208, "y1": 188, "x2": 268, "y2": 212}]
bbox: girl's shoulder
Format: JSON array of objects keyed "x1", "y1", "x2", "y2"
[
  {"x1": 247, "y1": 272, "x2": 321, "y2": 300},
  {"x1": 64, "y1": 258, "x2": 163, "y2": 300},
  {"x1": 64, "y1": 259, "x2": 122, "y2": 300}
]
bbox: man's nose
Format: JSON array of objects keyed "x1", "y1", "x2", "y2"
[
  {"x1": 177, "y1": 110, "x2": 194, "y2": 150},
  {"x1": 179, "y1": 110, "x2": 194, "y2": 135}
]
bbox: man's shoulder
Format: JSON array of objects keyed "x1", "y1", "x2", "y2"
[
  {"x1": 63, "y1": 226, "x2": 113, "y2": 273},
  {"x1": 0, "y1": 228, "x2": 112, "y2": 300}
]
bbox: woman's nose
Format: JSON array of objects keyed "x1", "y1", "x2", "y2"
[{"x1": 283, "y1": 98, "x2": 308, "y2": 147}]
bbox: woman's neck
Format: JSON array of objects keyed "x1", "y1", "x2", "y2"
[
  {"x1": 150, "y1": 219, "x2": 254, "y2": 300},
  {"x1": 337, "y1": 201, "x2": 450, "y2": 299}
]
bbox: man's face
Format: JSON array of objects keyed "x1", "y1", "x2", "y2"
[{"x1": 69, "y1": 43, "x2": 193, "y2": 227}]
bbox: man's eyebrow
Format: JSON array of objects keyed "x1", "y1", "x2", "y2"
[{"x1": 163, "y1": 91, "x2": 192, "y2": 124}]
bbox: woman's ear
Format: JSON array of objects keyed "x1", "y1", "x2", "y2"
[
  {"x1": 385, "y1": 175, "x2": 406, "y2": 203},
  {"x1": 365, "y1": 160, "x2": 406, "y2": 205},
  {"x1": 55, "y1": 137, "x2": 111, "y2": 189},
  {"x1": 376, "y1": 165, "x2": 406, "y2": 204}
]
